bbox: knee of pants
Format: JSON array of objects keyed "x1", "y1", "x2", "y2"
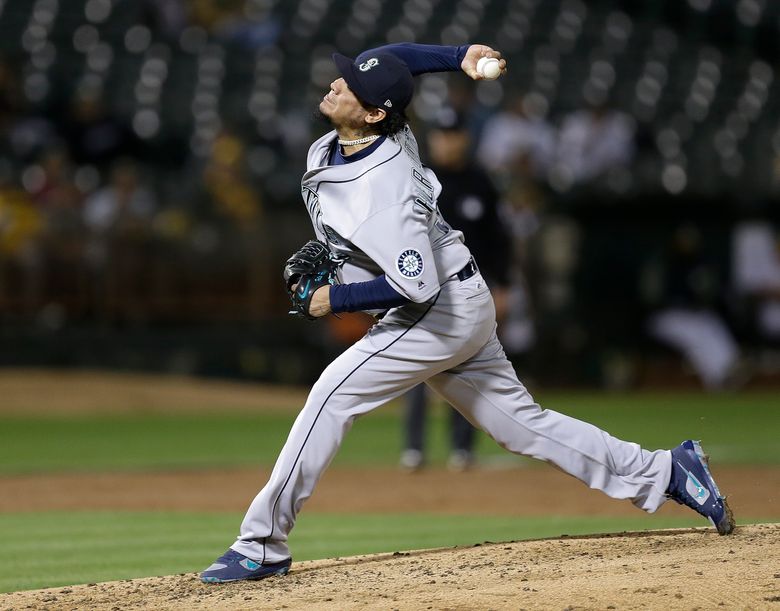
[{"x1": 304, "y1": 377, "x2": 369, "y2": 422}]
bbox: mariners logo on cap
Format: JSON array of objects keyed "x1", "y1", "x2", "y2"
[
  {"x1": 359, "y1": 58, "x2": 379, "y2": 72},
  {"x1": 397, "y1": 249, "x2": 424, "y2": 278}
]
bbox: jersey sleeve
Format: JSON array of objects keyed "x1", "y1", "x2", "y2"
[
  {"x1": 356, "y1": 43, "x2": 469, "y2": 76},
  {"x1": 350, "y1": 204, "x2": 441, "y2": 303}
]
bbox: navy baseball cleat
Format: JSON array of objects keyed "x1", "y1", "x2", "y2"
[
  {"x1": 667, "y1": 440, "x2": 735, "y2": 535},
  {"x1": 200, "y1": 549, "x2": 291, "y2": 583}
]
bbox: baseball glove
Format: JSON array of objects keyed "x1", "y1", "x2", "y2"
[{"x1": 283, "y1": 239, "x2": 345, "y2": 320}]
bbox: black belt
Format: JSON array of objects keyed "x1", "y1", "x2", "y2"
[{"x1": 456, "y1": 257, "x2": 478, "y2": 281}]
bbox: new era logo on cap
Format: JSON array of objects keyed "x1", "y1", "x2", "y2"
[{"x1": 333, "y1": 52, "x2": 414, "y2": 112}]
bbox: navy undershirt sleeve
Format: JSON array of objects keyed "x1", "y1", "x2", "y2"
[
  {"x1": 330, "y1": 275, "x2": 410, "y2": 313},
  {"x1": 356, "y1": 43, "x2": 469, "y2": 76}
]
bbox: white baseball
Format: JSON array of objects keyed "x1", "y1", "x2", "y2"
[{"x1": 477, "y1": 56, "x2": 501, "y2": 80}]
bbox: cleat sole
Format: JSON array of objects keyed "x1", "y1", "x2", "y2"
[
  {"x1": 201, "y1": 567, "x2": 288, "y2": 584},
  {"x1": 719, "y1": 497, "x2": 736, "y2": 535},
  {"x1": 696, "y1": 442, "x2": 735, "y2": 535}
]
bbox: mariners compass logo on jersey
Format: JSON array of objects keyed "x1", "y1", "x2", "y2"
[{"x1": 397, "y1": 248, "x2": 424, "y2": 278}]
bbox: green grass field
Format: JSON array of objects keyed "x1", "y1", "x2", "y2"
[
  {"x1": 1, "y1": 391, "x2": 778, "y2": 474},
  {"x1": 0, "y1": 390, "x2": 777, "y2": 592}
]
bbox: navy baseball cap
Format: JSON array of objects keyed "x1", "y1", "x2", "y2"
[{"x1": 332, "y1": 52, "x2": 414, "y2": 112}]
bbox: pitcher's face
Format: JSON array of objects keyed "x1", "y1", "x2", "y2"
[{"x1": 319, "y1": 78, "x2": 373, "y2": 131}]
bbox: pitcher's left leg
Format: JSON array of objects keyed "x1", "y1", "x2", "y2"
[{"x1": 231, "y1": 337, "x2": 429, "y2": 566}]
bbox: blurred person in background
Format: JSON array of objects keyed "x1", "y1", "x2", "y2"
[
  {"x1": 731, "y1": 219, "x2": 780, "y2": 344},
  {"x1": 400, "y1": 107, "x2": 512, "y2": 472},
  {"x1": 59, "y1": 85, "x2": 138, "y2": 171},
  {"x1": 0, "y1": 58, "x2": 22, "y2": 129},
  {"x1": 19, "y1": 145, "x2": 86, "y2": 320},
  {"x1": 191, "y1": 0, "x2": 246, "y2": 31},
  {"x1": 28, "y1": 146, "x2": 84, "y2": 260},
  {"x1": 138, "y1": 0, "x2": 188, "y2": 41},
  {"x1": 83, "y1": 158, "x2": 156, "y2": 236},
  {"x1": 476, "y1": 91, "x2": 555, "y2": 186},
  {"x1": 553, "y1": 100, "x2": 636, "y2": 189},
  {"x1": 201, "y1": 129, "x2": 263, "y2": 230},
  {"x1": 29, "y1": 146, "x2": 83, "y2": 213},
  {"x1": 191, "y1": 0, "x2": 281, "y2": 49},
  {"x1": 0, "y1": 57, "x2": 57, "y2": 165},
  {"x1": 0, "y1": 161, "x2": 45, "y2": 310},
  {"x1": 82, "y1": 158, "x2": 157, "y2": 318},
  {"x1": 495, "y1": 139, "x2": 545, "y2": 363},
  {"x1": 643, "y1": 224, "x2": 744, "y2": 390}
]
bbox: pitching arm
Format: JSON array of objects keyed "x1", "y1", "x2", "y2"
[{"x1": 356, "y1": 43, "x2": 506, "y2": 80}]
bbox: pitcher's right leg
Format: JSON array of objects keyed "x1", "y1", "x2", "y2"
[{"x1": 426, "y1": 333, "x2": 672, "y2": 513}]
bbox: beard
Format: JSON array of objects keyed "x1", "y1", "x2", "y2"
[{"x1": 313, "y1": 106, "x2": 333, "y2": 127}]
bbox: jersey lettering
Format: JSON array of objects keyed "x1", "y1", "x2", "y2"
[
  {"x1": 411, "y1": 168, "x2": 435, "y2": 214},
  {"x1": 302, "y1": 186, "x2": 320, "y2": 219},
  {"x1": 302, "y1": 185, "x2": 329, "y2": 242},
  {"x1": 395, "y1": 127, "x2": 436, "y2": 216}
]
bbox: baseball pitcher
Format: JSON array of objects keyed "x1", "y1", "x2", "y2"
[{"x1": 201, "y1": 42, "x2": 734, "y2": 583}]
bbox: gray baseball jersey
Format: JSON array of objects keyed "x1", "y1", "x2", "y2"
[
  {"x1": 303, "y1": 126, "x2": 471, "y2": 311},
  {"x1": 231, "y1": 126, "x2": 673, "y2": 564}
]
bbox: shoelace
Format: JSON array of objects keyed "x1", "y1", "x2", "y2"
[
  {"x1": 297, "y1": 241, "x2": 327, "y2": 260},
  {"x1": 216, "y1": 549, "x2": 242, "y2": 563}
]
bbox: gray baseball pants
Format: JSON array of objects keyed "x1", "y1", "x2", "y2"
[{"x1": 232, "y1": 272, "x2": 672, "y2": 563}]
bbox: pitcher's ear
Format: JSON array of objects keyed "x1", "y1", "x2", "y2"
[{"x1": 364, "y1": 107, "x2": 387, "y2": 125}]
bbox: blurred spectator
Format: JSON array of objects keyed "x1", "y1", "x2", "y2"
[
  {"x1": 26, "y1": 146, "x2": 84, "y2": 242},
  {"x1": 200, "y1": 130, "x2": 263, "y2": 229},
  {"x1": 0, "y1": 166, "x2": 42, "y2": 254},
  {"x1": 644, "y1": 224, "x2": 743, "y2": 390},
  {"x1": 0, "y1": 58, "x2": 56, "y2": 164},
  {"x1": 139, "y1": 0, "x2": 188, "y2": 41},
  {"x1": 191, "y1": 0, "x2": 281, "y2": 48},
  {"x1": 82, "y1": 159, "x2": 157, "y2": 319},
  {"x1": 83, "y1": 159, "x2": 156, "y2": 237},
  {"x1": 59, "y1": 86, "x2": 138, "y2": 170},
  {"x1": 192, "y1": 0, "x2": 245, "y2": 31},
  {"x1": 443, "y1": 79, "x2": 493, "y2": 142},
  {"x1": 0, "y1": 58, "x2": 24, "y2": 147},
  {"x1": 496, "y1": 152, "x2": 546, "y2": 358},
  {"x1": 0, "y1": 161, "x2": 45, "y2": 308},
  {"x1": 553, "y1": 102, "x2": 636, "y2": 189},
  {"x1": 400, "y1": 108, "x2": 513, "y2": 472},
  {"x1": 28, "y1": 147, "x2": 82, "y2": 210},
  {"x1": 731, "y1": 220, "x2": 780, "y2": 343},
  {"x1": 18, "y1": 146, "x2": 86, "y2": 318},
  {"x1": 476, "y1": 92, "x2": 555, "y2": 184}
]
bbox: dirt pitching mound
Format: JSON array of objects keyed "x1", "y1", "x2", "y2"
[{"x1": 3, "y1": 524, "x2": 778, "y2": 610}]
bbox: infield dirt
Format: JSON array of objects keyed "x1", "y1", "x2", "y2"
[{"x1": 2, "y1": 524, "x2": 779, "y2": 610}]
